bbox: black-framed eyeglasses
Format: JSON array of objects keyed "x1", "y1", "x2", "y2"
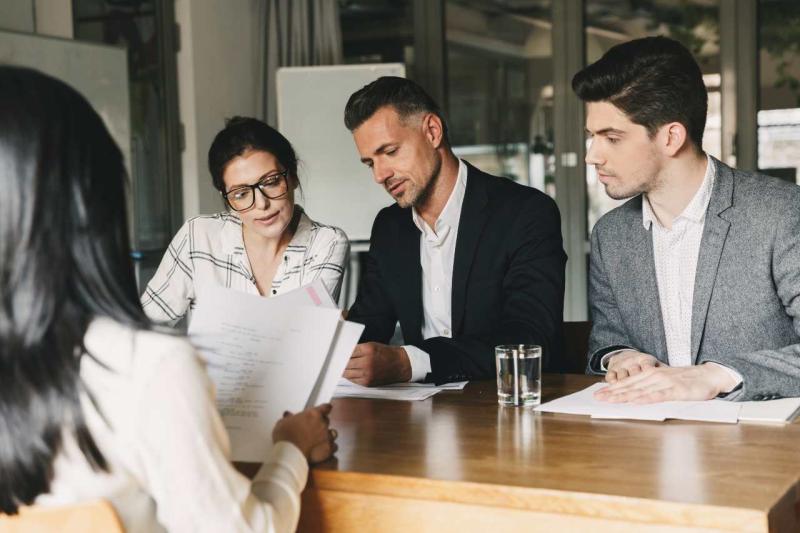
[{"x1": 222, "y1": 170, "x2": 290, "y2": 212}]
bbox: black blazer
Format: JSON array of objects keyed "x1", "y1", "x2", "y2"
[{"x1": 348, "y1": 162, "x2": 567, "y2": 383}]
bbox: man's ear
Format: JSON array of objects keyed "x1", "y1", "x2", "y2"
[
  {"x1": 421, "y1": 113, "x2": 445, "y2": 150},
  {"x1": 660, "y1": 122, "x2": 690, "y2": 157}
]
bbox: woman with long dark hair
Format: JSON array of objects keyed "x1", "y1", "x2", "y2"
[{"x1": 0, "y1": 66, "x2": 336, "y2": 532}]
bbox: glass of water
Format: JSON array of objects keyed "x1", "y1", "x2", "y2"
[{"x1": 495, "y1": 345, "x2": 541, "y2": 406}]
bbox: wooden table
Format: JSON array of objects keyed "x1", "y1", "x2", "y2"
[{"x1": 243, "y1": 375, "x2": 800, "y2": 532}]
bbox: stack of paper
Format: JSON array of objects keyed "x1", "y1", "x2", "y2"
[
  {"x1": 188, "y1": 280, "x2": 363, "y2": 461},
  {"x1": 333, "y1": 379, "x2": 468, "y2": 401},
  {"x1": 535, "y1": 383, "x2": 741, "y2": 423},
  {"x1": 739, "y1": 397, "x2": 800, "y2": 424},
  {"x1": 536, "y1": 383, "x2": 800, "y2": 424}
]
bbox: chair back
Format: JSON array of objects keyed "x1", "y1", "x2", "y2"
[
  {"x1": 0, "y1": 500, "x2": 123, "y2": 533},
  {"x1": 560, "y1": 321, "x2": 592, "y2": 374}
]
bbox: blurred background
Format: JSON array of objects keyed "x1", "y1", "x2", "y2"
[{"x1": 2, "y1": 0, "x2": 798, "y2": 319}]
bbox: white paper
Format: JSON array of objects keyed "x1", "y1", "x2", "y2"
[
  {"x1": 739, "y1": 397, "x2": 800, "y2": 424},
  {"x1": 333, "y1": 379, "x2": 440, "y2": 401},
  {"x1": 270, "y1": 278, "x2": 338, "y2": 310},
  {"x1": 536, "y1": 383, "x2": 741, "y2": 424},
  {"x1": 189, "y1": 284, "x2": 342, "y2": 461},
  {"x1": 389, "y1": 381, "x2": 469, "y2": 390}
]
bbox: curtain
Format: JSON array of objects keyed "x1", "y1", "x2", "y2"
[{"x1": 262, "y1": 0, "x2": 343, "y2": 126}]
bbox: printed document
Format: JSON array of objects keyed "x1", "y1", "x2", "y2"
[{"x1": 189, "y1": 283, "x2": 356, "y2": 461}]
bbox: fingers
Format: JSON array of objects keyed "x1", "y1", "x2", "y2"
[
  {"x1": 602, "y1": 366, "x2": 657, "y2": 392},
  {"x1": 308, "y1": 440, "x2": 333, "y2": 464},
  {"x1": 595, "y1": 369, "x2": 670, "y2": 403},
  {"x1": 343, "y1": 352, "x2": 374, "y2": 385},
  {"x1": 350, "y1": 342, "x2": 374, "y2": 359},
  {"x1": 313, "y1": 403, "x2": 333, "y2": 416},
  {"x1": 343, "y1": 352, "x2": 368, "y2": 383},
  {"x1": 308, "y1": 427, "x2": 339, "y2": 464},
  {"x1": 607, "y1": 353, "x2": 659, "y2": 384}
]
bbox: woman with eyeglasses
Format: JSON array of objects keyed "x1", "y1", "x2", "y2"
[
  {"x1": 0, "y1": 67, "x2": 337, "y2": 531},
  {"x1": 142, "y1": 117, "x2": 349, "y2": 323}
]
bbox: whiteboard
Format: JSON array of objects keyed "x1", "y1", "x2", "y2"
[
  {"x1": 0, "y1": 29, "x2": 133, "y2": 245},
  {"x1": 0, "y1": 29, "x2": 130, "y2": 174},
  {"x1": 277, "y1": 63, "x2": 405, "y2": 241}
]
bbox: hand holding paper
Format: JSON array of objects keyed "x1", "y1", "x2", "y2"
[
  {"x1": 188, "y1": 280, "x2": 362, "y2": 462},
  {"x1": 273, "y1": 403, "x2": 338, "y2": 464}
]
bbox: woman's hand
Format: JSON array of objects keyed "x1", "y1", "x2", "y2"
[{"x1": 272, "y1": 404, "x2": 338, "y2": 463}]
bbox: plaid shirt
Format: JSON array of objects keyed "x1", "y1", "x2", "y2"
[{"x1": 141, "y1": 207, "x2": 349, "y2": 323}]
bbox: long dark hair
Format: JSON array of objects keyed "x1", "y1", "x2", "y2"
[{"x1": 0, "y1": 67, "x2": 150, "y2": 513}]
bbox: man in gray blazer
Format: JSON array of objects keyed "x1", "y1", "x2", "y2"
[{"x1": 574, "y1": 36, "x2": 800, "y2": 402}]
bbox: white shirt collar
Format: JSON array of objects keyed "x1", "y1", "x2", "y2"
[
  {"x1": 642, "y1": 154, "x2": 716, "y2": 230},
  {"x1": 411, "y1": 158, "x2": 468, "y2": 239}
]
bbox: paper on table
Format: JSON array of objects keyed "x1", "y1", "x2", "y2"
[
  {"x1": 189, "y1": 284, "x2": 342, "y2": 462},
  {"x1": 535, "y1": 383, "x2": 741, "y2": 424},
  {"x1": 334, "y1": 379, "x2": 440, "y2": 401},
  {"x1": 739, "y1": 397, "x2": 800, "y2": 424},
  {"x1": 381, "y1": 381, "x2": 468, "y2": 391}
]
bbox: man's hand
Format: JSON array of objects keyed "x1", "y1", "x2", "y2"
[
  {"x1": 343, "y1": 342, "x2": 412, "y2": 386},
  {"x1": 594, "y1": 363, "x2": 738, "y2": 404},
  {"x1": 605, "y1": 350, "x2": 661, "y2": 382}
]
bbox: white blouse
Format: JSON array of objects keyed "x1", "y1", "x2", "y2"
[
  {"x1": 141, "y1": 207, "x2": 349, "y2": 323},
  {"x1": 35, "y1": 317, "x2": 309, "y2": 533}
]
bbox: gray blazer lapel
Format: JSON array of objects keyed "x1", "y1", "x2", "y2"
[
  {"x1": 690, "y1": 159, "x2": 733, "y2": 363},
  {"x1": 624, "y1": 200, "x2": 669, "y2": 363}
]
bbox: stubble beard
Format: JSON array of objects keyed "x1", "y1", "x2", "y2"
[
  {"x1": 397, "y1": 153, "x2": 443, "y2": 209},
  {"x1": 602, "y1": 165, "x2": 661, "y2": 201}
]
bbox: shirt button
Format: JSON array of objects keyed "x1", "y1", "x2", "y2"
[
  {"x1": 434, "y1": 286, "x2": 440, "y2": 293},
  {"x1": 443, "y1": 329, "x2": 451, "y2": 336},
  {"x1": 272, "y1": 289, "x2": 277, "y2": 295}
]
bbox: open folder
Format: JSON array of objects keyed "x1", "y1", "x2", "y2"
[{"x1": 187, "y1": 281, "x2": 363, "y2": 462}]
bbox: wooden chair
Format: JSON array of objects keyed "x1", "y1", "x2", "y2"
[
  {"x1": 559, "y1": 321, "x2": 592, "y2": 374},
  {"x1": 0, "y1": 500, "x2": 123, "y2": 533}
]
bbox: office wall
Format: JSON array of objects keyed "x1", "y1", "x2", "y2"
[
  {"x1": 34, "y1": 0, "x2": 73, "y2": 38},
  {"x1": 0, "y1": 0, "x2": 34, "y2": 33},
  {"x1": 0, "y1": 0, "x2": 72, "y2": 37},
  {"x1": 174, "y1": 0, "x2": 263, "y2": 219}
]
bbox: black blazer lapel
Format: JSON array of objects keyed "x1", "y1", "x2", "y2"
[
  {"x1": 452, "y1": 164, "x2": 490, "y2": 335},
  {"x1": 394, "y1": 211, "x2": 424, "y2": 344},
  {"x1": 690, "y1": 159, "x2": 733, "y2": 363}
]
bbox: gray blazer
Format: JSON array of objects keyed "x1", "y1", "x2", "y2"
[{"x1": 587, "y1": 158, "x2": 800, "y2": 401}]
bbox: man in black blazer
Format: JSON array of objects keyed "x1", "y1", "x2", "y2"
[{"x1": 343, "y1": 77, "x2": 566, "y2": 386}]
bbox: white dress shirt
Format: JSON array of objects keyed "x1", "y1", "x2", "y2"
[
  {"x1": 645, "y1": 155, "x2": 715, "y2": 367},
  {"x1": 403, "y1": 159, "x2": 468, "y2": 382},
  {"x1": 35, "y1": 317, "x2": 309, "y2": 532},
  {"x1": 602, "y1": 155, "x2": 742, "y2": 389}
]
